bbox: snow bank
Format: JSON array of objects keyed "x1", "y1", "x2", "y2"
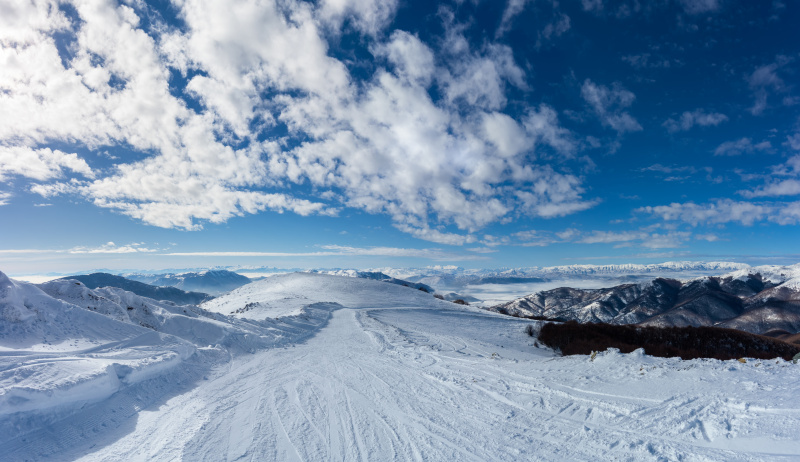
[
  {"x1": 0, "y1": 272, "x2": 340, "y2": 421},
  {"x1": 0, "y1": 273, "x2": 197, "y2": 417}
]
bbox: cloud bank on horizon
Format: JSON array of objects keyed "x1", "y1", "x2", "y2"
[{"x1": 1, "y1": 0, "x2": 799, "y2": 267}]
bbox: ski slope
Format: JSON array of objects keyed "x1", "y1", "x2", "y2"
[{"x1": 2, "y1": 273, "x2": 800, "y2": 461}]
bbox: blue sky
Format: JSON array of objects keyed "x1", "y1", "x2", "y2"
[{"x1": 1, "y1": 0, "x2": 799, "y2": 274}]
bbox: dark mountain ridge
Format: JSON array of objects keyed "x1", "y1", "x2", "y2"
[
  {"x1": 491, "y1": 274, "x2": 800, "y2": 336},
  {"x1": 56, "y1": 273, "x2": 212, "y2": 305},
  {"x1": 126, "y1": 270, "x2": 251, "y2": 296}
]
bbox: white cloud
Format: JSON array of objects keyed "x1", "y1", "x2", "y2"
[
  {"x1": 580, "y1": 79, "x2": 642, "y2": 134},
  {"x1": 663, "y1": 109, "x2": 728, "y2": 133},
  {"x1": 2, "y1": 0, "x2": 597, "y2": 243},
  {"x1": 747, "y1": 56, "x2": 793, "y2": 115},
  {"x1": 641, "y1": 164, "x2": 697, "y2": 174},
  {"x1": 714, "y1": 138, "x2": 772, "y2": 156},
  {"x1": 636, "y1": 199, "x2": 800, "y2": 226},
  {"x1": 0, "y1": 146, "x2": 94, "y2": 181},
  {"x1": 317, "y1": 0, "x2": 399, "y2": 36},
  {"x1": 511, "y1": 226, "x2": 692, "y2": 250},
  {"x1": 68, "y1": 241, "x2": 159, "y2": 254},
  {"x1": 787, "y1": 133, "x2": 800, "y2": 150},
  {"x1": 496, "y1": 0, "x2": 531, "y2": 38},
  {"x1": 374, "y1": 31, "x2": 436, "y2": 86},
  {"x1": 0, "y1": 191, "x2": 11, "y2": 206},
  {"x1": 741, "y1": 179, "x2": 800, "y2": 198},
  {"x1": 577, "y1": 230, "x2": 691, "y2": 249},
  {"x1": 165, "y1": 244, "x2": 484, "y2": 261}
]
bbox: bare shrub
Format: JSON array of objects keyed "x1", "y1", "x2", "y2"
[
  {"x1": 453, "y1": 299, "x2": 469, "y2": 305},
  {"x1": 524, "y1": 324, "x2": 535, "y2": 337},
  {"x1": 433, "y1": 294, "x2": 444, "y2": 300}
]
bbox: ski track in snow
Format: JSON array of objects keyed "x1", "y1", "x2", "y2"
[{"x1": 2, "y1": 274, "x2": 800, "y2": 461}]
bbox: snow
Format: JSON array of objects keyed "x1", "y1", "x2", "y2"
[
  {"x1": 202, "y1": 272, "x2": 444, "y2": 320},
  {"x1": 779, "y1": 277, "x2": 800, "y2": 291},
  {"x1": 723, "y1": 264, "x2": 800, "y2": 284},
  {"x1": 2, "y1": 270, "x2": 800, "y2": 461}
]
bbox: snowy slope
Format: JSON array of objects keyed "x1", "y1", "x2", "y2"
[
  {"x1": 0, "y1": 272, "x2": 195, "y2": 418},
  {"x1": 2, "y1": 271, "x2": 800, "y2": 461},
  {"x1": 202, "y1": 272, "x2": 447, "y2": 320},
  {"x1": 0, "y1": 272, "x2": 335, "y2": 424}
]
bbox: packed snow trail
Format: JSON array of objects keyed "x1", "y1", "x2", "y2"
[{"x1": 3, "y1": 273, "x2": 800, "y2": 461}]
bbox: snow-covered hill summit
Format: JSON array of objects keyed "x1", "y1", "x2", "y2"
[{"x1": 202, "y1": 272, "x2": 449, "y2": 320}]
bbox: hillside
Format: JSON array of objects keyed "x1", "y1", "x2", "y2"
[{"x1": 56, "y1": 273, "x2": 211, "y2": 305}]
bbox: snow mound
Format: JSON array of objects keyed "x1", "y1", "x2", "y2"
[
  {"x1": 203, "y1": 272, "x2": 451, "y2": 320},
  {"x1": 0, "y1": 272, "x2": 196, "y2": 417}
]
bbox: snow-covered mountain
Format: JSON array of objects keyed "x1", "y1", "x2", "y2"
[
  {"x1": 491, "y1": 269, "x2": 800, "y2": 336},
  {"x1": 3, "y1": 269, "x2": 800, "y2": 460},
  {"x1": 307, "y1": 261, "x2": 753, "y2": 288},
  {"x1": 56, "y1": 273, "x2": 212, "y2": 305},
  {"x1": 126, "y1": 269, "x2": 251, "y2": 295}
]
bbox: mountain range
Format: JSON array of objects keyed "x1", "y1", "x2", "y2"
[
  {"x1": 491, "y1": 271, "x2": 800, "y2": 340},
  {"x1": 57, "y1": 273, "x2": 212, "y2": 305},
  {"x1": 125, "y1": 270, "x2": 252, "y2": 295}
]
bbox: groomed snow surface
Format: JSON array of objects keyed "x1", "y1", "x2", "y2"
[{"x1": 2, "y1": 272, "x2": 800, "y2": 461}]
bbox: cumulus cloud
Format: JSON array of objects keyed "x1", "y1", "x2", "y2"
[
  {"x1": 714, "y1": 138, "x2": 772, "y2": 156},
  {"x1": 0, "y1": 191, "x2": 11, "y2": 206},
  {"x1": 637, "y1": 199, "x2": 800, "y2": 226},
  {"x1": 1, "y1": 0, "x2": 598, "y2": 242},
  {"x1": 581, "y1": 79, "x2": 642, "y2": 134},
  {"x1": 0, "y1": 146, "x2": 94, "y2": 181},
  {"x1": 741, "y1": 179, "x2": 800, "y2": 198},
  {"x1": 317, "y1": 0, "x2": 399, "y2": 36},
  {"x1": 663, "y1": 109, "x2": 728, "y2": 133}
]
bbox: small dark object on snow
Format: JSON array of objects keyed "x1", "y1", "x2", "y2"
[{"x1": 524, "y1": 325, "x2": 535, "y2": 337}]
